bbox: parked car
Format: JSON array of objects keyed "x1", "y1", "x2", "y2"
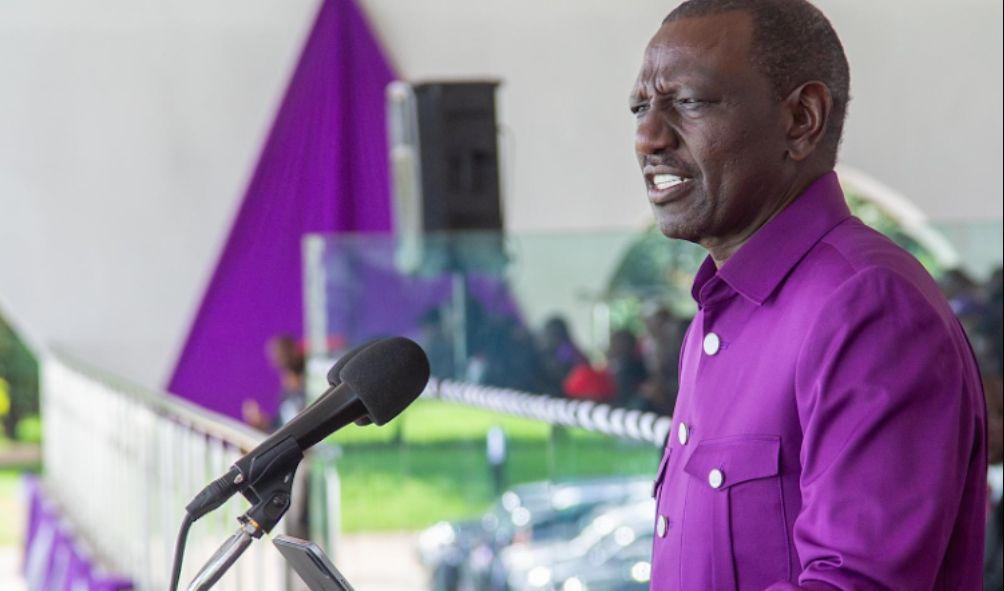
[
  {"x1": 549, "y1": 532, "x2": 654, "y2": 591},
  {"x1": 502, "y1": 499, "x2": 654, "y2": 591},
  {"x1": 420, "y1": 476, "x2": 653, "y2": 591}
]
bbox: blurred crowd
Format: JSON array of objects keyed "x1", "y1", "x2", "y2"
[
  {"x1": 941, "y1": 268, "x2": 1003, "y2": 590},
  {"x1": 941, "y1": 267, "x2": 1003, "y2": 468},
  {"x1": 421, "y1": 303, "x2": 689, "y2": 416},
  {"x1": 420, "y1": 266, "x2": 1004, "y2": 435}
]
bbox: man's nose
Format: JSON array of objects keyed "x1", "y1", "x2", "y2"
[{"x1": 635, "y1": 111, "x2": 678, "y2": 155}]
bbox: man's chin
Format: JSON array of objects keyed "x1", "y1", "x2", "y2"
[{"x1": 654, "y1": 215, "x2": 703, "y2": 243}]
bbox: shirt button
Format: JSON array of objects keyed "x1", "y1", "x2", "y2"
[
  {"x1": 708, "y1": 469, "x2": 724, "y2": 489},
  {"x1": 656, "y1": 515, "x2": 668, "y2": 538},
  {"x1": 677, "y1": 422, "x2": 690, "y2": 445},
  {"x1": 703, "y1": 332, "x2": 721, "y2": 356}
]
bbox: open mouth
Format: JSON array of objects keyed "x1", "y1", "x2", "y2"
[
  {"x1": 646, "y1": 172, "x2": 693, "y2": 204},
  {"x1": 652, "y1": 173, "x2": 688, "y2": 191}
]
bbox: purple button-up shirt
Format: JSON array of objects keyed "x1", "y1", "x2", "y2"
[{"x1": 650, "y1": 172, "x2": 987, "y2": 590}]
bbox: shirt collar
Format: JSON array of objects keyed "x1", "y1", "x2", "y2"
[{"x1": 691, "y1": 171, "x2": 851, "y2": 306}]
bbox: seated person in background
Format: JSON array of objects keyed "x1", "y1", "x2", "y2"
[
  {"x1": 562, "y1": 362, "x2": 616, "y2": 402},
  {"x1": 242, "y1": 335, "x2": 307, "y2": 431},
  {"x1": 976, "y1": 271, "x2": 1003, "y2": 591},
  {"x1": 539, "y1": 315, "x2": 588, "y2": 395},
  {"x1": 476, "y1": 314, "x2": 549, "y2": 393},
  {"x1": 607, "y1": 329, "x2": 649, "y2": 406},
  {"x1": 983, "y1": 268, "x2": 1003, "y2": 377},
  {"x1": 639, "y1": 306, "x2": 685, "y2": 413},
  {"x1": 940, "y1": 267, "x2": 981, "y2": 316},
  {"x1": 985, "y1": 371, "x2": 1003, "y2": 591}
]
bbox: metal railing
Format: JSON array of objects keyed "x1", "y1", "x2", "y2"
[{"x1": 42, "y1": 349, "x2": 289, "y2": 591}]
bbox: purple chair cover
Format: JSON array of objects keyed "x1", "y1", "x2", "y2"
[{"x1": 22, "y1": 476, "x2": 134, "y2": 591}]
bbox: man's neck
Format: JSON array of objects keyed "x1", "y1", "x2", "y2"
[{"x1": 705, "y1": 167, "x2": 827, "y2": 268}]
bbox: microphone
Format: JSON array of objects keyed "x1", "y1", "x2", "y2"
[
  {"x1": 185, "y1": 337, "x2": 429, "y2": 522},
  {"x1": 327, "y1": 338, "x2": 382, "y2": 386},
  {"x1": 328, "y1": 339, "x2": 382, "y2": 426}
]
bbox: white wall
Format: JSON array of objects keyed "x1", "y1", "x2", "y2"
[
  {"x1": 0, "y1": 1, "x2": 317, "y2": 384},
  {"x1": 360, "y1": 0, "x2": 1004, "y2": 229},
  {"x1": 0, "y1": 0, "x2": 1001, "y2": 388},
  {"x1": 827, "y1": 0, "x2": 1003, "y2": 222}
]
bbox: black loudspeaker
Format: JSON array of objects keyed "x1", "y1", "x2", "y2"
[
  {"x1": 389, "y1": 80, "x2": 505, "y2": 275},
  {"x1": 413, "y1": 81, "x2": 502, "y2": 232}
]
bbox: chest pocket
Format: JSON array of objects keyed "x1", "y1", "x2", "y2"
[{"x1": 681, "y1": 435, "x2": 789, "y2": 591}]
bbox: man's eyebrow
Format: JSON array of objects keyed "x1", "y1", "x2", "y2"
[
  {"x1": 628, "y1": 89, "x2": 648, "y2": 103},
  {"x1": 631, "y1": 82, "x2": 678, "y2": 103},
  {"x1": 631, "y1": 64, "x2": 720, "y2": 104}
]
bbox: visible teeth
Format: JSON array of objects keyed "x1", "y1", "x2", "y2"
[{"x1": 652, "y1": 173, "x2": 687, "y2": 190}]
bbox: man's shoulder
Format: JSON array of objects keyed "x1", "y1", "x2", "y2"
[
  {"x1": 793, "y1": 217, "x2": 985, "y2": 423},
  {"x1": 817, "y1": 216, "x2": 923, "y2": 271},
  {"x1": 779, "y1": 216, "x2": 957, "y2": 335},
  {"x1": 806, "y1": 217, "x2": 944, "y2": 302}
]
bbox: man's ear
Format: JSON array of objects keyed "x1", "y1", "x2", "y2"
[{"x1": 783, "y1": 81, "x2": 832, "y2": 161}]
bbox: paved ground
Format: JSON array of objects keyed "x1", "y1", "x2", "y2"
[
  {"x1": 0, "y1": 547, "x2": 26, "y2": 591},
  {"x1": 1, "y1": 533, "x2": 426, "y2": 591},
  {"x1": 0, "y1": 444, "x2": 41, "y2": 469},
  {"x1": 0, "y1": 475, "x2": 426, "y2": 591},
  {"x1": 334, "y1": 532, "x2": 427, "y2": 591}
]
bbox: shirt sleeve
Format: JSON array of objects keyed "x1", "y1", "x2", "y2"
[{"x1": 767, "y1": 266, "x2": 983, "y2": 590}]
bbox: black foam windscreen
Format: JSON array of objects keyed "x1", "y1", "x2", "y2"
[
  {"x1": 339, "y1": 337, "x2": 430, "y2": 425},
  {"x1": 327, "y1": 339, "x2": 384, "y2": 386}
]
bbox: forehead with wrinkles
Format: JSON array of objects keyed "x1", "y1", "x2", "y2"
[{"x1": 632, "y1": 12, "x2": 757, "y2": 99}]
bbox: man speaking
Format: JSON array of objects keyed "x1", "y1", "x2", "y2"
[{"x1": 632, "y1": 1, "x2": 987, "y2": 589}]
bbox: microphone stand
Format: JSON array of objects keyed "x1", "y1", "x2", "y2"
[
  {"x1": 186, "y1": 518, "x2": 257, "y2": 591},
  {"x1": 186, "y1": 437, "x2": 303, "y2": 590},
  {"x1": 185, "y1": 437, "x2": 356, "y2": 590}
]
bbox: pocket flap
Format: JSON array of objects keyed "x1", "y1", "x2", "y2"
[{"x1": 683, "y1": 435, "x2": 780, "y2": 489}]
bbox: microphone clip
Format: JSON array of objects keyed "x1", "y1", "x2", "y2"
[
  {"x1": 233, "y1": 436, "x2": 303, "y2": 534},
  {"x1": 183, "y1": 438, "x2": 303, "y2": 590}
]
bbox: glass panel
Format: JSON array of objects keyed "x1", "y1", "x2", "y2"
[
  {"x1": 304, "y1": 213, "x2": 1002, "y2": 590},
  {"x1": 305, "y1": 229, "x2": 685, "y2": 590}
]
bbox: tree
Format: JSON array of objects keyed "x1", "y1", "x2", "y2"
[{"x1": 0, "y1": 311, "x2": 38, "y2": 440}]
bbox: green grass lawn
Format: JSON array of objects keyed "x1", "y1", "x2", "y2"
[
  {"x1": 326, "y1": 399, "x2": 553, "y2": 445},
  {"x1": 321, "y1": 400, "x2": 660, "y2": 532}
]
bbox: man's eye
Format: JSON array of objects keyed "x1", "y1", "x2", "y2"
[
  {"x1": 630, "y1": 103, "x2": 650, "y2": 117},
  {"x1": 676, "y1": 98, "x2": 707, "y2": 109}
]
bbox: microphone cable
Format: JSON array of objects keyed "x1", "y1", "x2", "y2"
[{"x1": 169, "y1": 511, "x2": 195, "y2": 591}]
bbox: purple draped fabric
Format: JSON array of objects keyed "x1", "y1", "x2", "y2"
[{"x1": 168, "y1": 0, "x2": 396, "y2": 417}]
